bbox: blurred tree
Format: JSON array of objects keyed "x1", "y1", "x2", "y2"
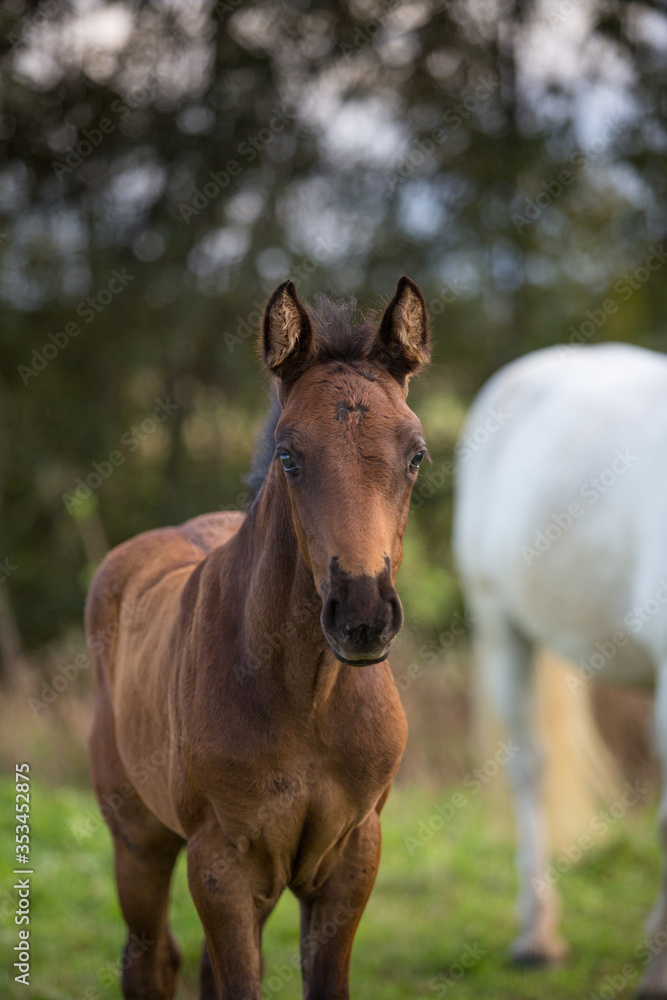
[{"x1": 0, "y1": 0, "x2": 665, "y2": 666}]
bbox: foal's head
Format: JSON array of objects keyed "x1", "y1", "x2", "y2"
[{"x1": 261, "y1": 276, "x2": 430, "y2": 666}]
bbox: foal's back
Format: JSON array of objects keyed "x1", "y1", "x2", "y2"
[
  {"x1": 86, "y1": 510, "x2": 245, "y2": 831},
  {"x1": 86, "y1": 510, "x2": 245, "y2": 653}
]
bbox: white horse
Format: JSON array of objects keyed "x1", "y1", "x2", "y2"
[{"x1": 453, "y1": 342, "x2": 667, "y2": 995}]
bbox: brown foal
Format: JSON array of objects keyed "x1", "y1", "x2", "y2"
[{"x1": 86, "y1": 275, "x2": 431, "y2": 1000}]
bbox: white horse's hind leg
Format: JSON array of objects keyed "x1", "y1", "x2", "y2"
[
  {"x1": 473, "y1": 608, "x2": 567, "y2": 965},
  {"x1": 638, "y1": 666, "x2": 667, "y2": 999}
]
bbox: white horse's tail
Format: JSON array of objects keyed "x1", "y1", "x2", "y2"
[{"x1": 474, "y1": 647, "x2": 622, "y2": 854}]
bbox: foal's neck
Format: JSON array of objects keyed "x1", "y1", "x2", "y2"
[{"x1": 242, "y1": 463, "x2": 337, "y2": 701}]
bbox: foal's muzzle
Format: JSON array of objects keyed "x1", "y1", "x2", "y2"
[{"x1": 320, "y1": 557, "x2": 403, "y2": 666}]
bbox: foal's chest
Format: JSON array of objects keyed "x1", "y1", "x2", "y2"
[
  {"x1": 213, "y1": 724, "x2": 400, "y2": 834},
  {"x1": 198, "y1": 694, "x2": 405, "y2": 889},
  {"x1": 237, "y1": 746, "x2": 389, "y2": 891}
]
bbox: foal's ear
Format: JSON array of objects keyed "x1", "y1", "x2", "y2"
[
  {"x1": 370, "y1": 276, "x2": 430, "y2": 385},
  {"x1": 261, "y1": 279, "x2": 313, "y2": 389}
]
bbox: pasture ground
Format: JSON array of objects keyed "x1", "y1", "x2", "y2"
[{"x1": 0, "y1": 776, "x2": 659, "y2": 1000}]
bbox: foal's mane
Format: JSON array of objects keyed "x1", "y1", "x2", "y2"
[
  {"x1": 307, "y1": 294, "x2": 377, "y2": 363},
  {"x1": 245, "y1": 294, "x2": 379, "y2": 504}
]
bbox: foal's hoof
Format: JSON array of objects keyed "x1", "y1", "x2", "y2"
[{"x1": 509, "y1": 934, "x2": 568, "y2": 968}]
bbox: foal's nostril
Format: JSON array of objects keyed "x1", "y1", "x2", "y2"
[
  {"x1": 385, "y1": 593, "x2": 403, "y2": 638},
  {"x1": 322, "y1": 596, "x2": 339, "y2": 636}
]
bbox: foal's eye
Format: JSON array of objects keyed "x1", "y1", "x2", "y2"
[
  {"x1": 279, "y1": 451, "x2": 299, "y2": 474},
  {"x1": 410, "y1": 451, "x2": 425, "y2": 471}
]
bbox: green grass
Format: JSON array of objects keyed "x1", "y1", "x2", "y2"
[{"x1": 0, "y1": 777, "x2": 660, "y2": 999}]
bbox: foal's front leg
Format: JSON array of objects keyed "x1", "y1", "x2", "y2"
[
  {"x1": 298, "y1": 809, "x2": 383, "y2": 1000},
  {"x1": 186, "y1": 821, "x2": 275, "y2": 1000}
]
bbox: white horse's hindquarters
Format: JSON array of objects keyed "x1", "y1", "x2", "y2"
[{"x1": 453, "y1": 343, "x2": 667, "y2": 683}]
